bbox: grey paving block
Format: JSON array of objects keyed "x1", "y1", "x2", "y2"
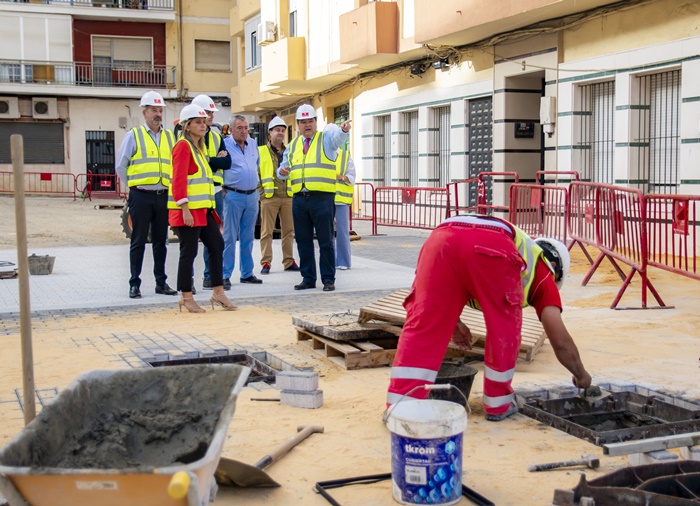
[
  {"x1": 276, "y1": 371, "x2": 319, "y2": 392},
  {"x1": 280, "y1": 389, "x2": 323, "y2": 409}
]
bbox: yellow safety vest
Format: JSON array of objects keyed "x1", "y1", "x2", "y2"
[
  {"x1": 167, "y1": 139, "x2": 215, "y2": 210},
  {"x1": 465, "y1": 221, "x2": 553, "y2": 310},
  {"x1": 334, "y1": 149, "x2": 353, "y2": 205},
  {"x1": 127, "y1": 126, "x2": 174, "y2": 187},
  {"x1": 205, "y1": 130, "x2": 224, "y2": 186},
  {"x1": 259, "y1": 144, "x2": 292, "y2": 198},
  {"x1": 288, "y1": 133, "x2": 336, "y2": 193}
]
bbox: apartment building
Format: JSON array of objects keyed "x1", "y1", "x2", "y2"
[
  {"x1": 230, "y1": 0, "x2": 700, "y2": 206},
  {"x1": 0, "y1": 0, "x2": 233, "y2": 187}
]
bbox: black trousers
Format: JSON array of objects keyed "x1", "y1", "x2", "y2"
[
  {"x1": 175, "y1": 209, "x2": 224, "y2": 292},
  {"x1": 128, "y1": 188, "x2": 169, "y2": 288},
  {"x1": 292, "y1": 191, "x2": 336, "y2": 285}
]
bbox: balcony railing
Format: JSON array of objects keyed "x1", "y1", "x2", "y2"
[
  {"x1": 0, "y1": 0, "x2": 173, "y2": 10},
  {"x1": 0, "y1": 60, "x2": 176, "y2": 89}
]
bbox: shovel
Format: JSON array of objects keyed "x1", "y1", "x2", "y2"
[
  {"x1": 580, "y1": 385, "x2": 612, "y2": 403},
  {"x1": 215, "y1": 425, "x2": 324, "y2": 488}
]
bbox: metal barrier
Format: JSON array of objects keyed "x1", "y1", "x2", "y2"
[
  {"x1": 508, "y1": 184, "x2": 569, "y2": 244},
  {"x1": 572, "y1": 182, "x2": 667, "y2": 309},
  {"x1": 445, "y1": 178, "x2": 479, "y2": 217},
  {"x1": 351, "y1": 182, "x2": 376, "y2": 235},
  {"x1": 568, "y1": 182, "x2": 599, "y2": 264},
  {"x1": 374, "y1": 186, "x2": 448, "y2": 232},
  {"x1": 0, "y1": 171, "x2": 77, "y2": 199},
  {"x1": 75, "y1": 172, "x2": 127, "y2": 201},
  {"x1": 535, "y1": 170, "x2": 579, "y2": 186},
  {"x1": 646, "y1": 194, "x2": 699, "y2": 281},
  {"x1": 476, "y1": 172, "x2": 520, "y2": 217}
]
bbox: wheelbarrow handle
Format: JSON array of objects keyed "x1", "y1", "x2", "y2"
[{"x1": 253, "y1": 425, "x2": 324, "y2": 470}]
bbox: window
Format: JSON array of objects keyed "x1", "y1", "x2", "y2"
[
  {"x1": 636, "y1": 70, "x2": 681, "y2": 194},
  {"x1": 579, "y1": 81, "x2": 615, "y2": 183},
  {"x1": 376, "y1": 115, "x2": 391, "y2": 186},
  {"x1": 401, "y1": 111, "x2": 418, "y2": 187},
  {"x1": 194, "y1": 40, "x2": 231, "y2": 72},
  {"x1": 334, "y1": 103, "x2": 350, "y2": 150},
  {"x1": 245, "y1": 16, "x2": 263, "y2": 71},
  {"x1": 0, "y1": 64, "x2": 32, "y2": 84},
  {"x1": 0, "y1": 122, "x2": 64, "y2": 164},
  {"x1": 92, "y1": 36, "x2": 152, "y2": 69},
  {"x1": 289, "y1": 0, "x2": 298, "y2": 37},
  {"x1": 433, "y1": 106, "x2": 450, "y2": 187},
  {"x1": 467, "y1": 97, "x2": 493, "y2": 206}
]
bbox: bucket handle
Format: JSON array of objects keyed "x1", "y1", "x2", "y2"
[{"x1": 382, "y1": 384, "x2": 470, "y2": 425}]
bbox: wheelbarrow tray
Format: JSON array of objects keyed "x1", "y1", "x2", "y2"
[{"x1": 0, "y1": 364, "x2": 250, "y2": 506}]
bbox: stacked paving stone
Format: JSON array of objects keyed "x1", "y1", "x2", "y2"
[{"x1": 277, "y1": 371, "x2": 323, "y2": 409}]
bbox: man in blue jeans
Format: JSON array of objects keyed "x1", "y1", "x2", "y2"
[{"x1": 222, "y1": 115, "x2": 262, "y2": 287}]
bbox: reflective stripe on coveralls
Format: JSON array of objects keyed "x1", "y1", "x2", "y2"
[
  {"x1": 288, "y1": 133, "x2": 336, "y2": 193},
  {"x1": 334, "y1": 149, "x2": 353, "y2": 204},
  {"x1": 259, "y1": 145, "x2": 292, "y2": 197},
  {"x1": 386, "y1": 218, "x2": 553, "y2": 416},
  {"x1": 167, "y1": 139, "x2": 215, "y2": 209},
  {"x1": 128, "y1": 126, "x2": 175, "y2": 187}
]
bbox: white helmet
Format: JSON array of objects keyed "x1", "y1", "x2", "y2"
[
  {"x1": 535, "y1": 237, "x2": 570, "y2": 289},
  {"x1": 296, "y1": 104, "x2": 317, "y2": 120},
  {"x1": 191, "y1": 94, "x2": 219, "y2": 112},
  {"x1": 179, "y1": 104, "x2": 207, "y2": 124},
  {"x1": 268, "y1": 116, "x2": 287, "y2": 130},
  {"x1": 140, "y1": 91, "x2": 165, "y2": 107}
]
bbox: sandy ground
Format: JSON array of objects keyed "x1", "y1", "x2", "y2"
[{"x1": 1, "y1": 196, "x2": 699, "y2": 505}]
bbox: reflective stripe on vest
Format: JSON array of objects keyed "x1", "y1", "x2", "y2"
[
  {"x1": 259, "y1": 144, "x2": 292, "y2": 197},
  {"x1": 289, "y1": 133, "x2": 336, "y2": 193},
  {"x1": 206, "y1": 130, "x2": 224, "y2": 185},
  {"x1": 167, "y1": 139, "x2": 215, "y2": 210},
  {"x1": 127, "y1": 126, "x2": 174, "y2": 187},
  {"x1": 334, "y1": 149, "x2": 353, "y2": 205},
  {"x1": 465, "y1": 222, "x2": 549, "y2": 311}
]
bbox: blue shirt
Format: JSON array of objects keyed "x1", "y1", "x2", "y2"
[
  {"x1": 223, "y1": 136, "x2": 259, "y2": 191},
  {"x1": 277, "y1": 124, "x2": 349, "y2": 179}
]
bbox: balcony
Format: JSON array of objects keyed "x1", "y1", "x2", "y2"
[
  {"x1": 414, "y1": 0, "x2": 620, "y2": 46},
  {"x1": 261, "y1": 37, "x2": 306, "y2": 93},
  {"x1": 339, "y1": 1, "x2": 399, "y2": 67},
  {"x1": 0, "y1": 60, "x2": 176, "y2": 93},
  {"x1": 0, "y1": 0, "x2": 175, "y2": 22},
  {"x1": 235, "y1": 69, "x2": 296, "y2": 112}
]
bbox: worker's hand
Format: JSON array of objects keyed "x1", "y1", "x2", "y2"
[
  {"x1": 279, "y1": 165, "x2": 290, "y2": 177},
  {"x1": 336, "y1": 174, "x2": 349, "y2": 183},
  {"x1": 182, "y1": 207, "x2": 194, "y2": 227},
  {"x1": 340, "y1": 120, "x2": 352, "y2": 133},
  {"x1": 449, "y1": 320, "x2": 473, "y2": 350},
  {"x1": 217, "y1": 150, "x2": 228, "y2": 157},
  {"x1": 572, "y1": 371, "x2": 592, "y2": 390}
]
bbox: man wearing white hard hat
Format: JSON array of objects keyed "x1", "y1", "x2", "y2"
[
  {"x1": 257, "y1": 116, "x2": 299, "y2": 275},
  {"x1": 116, "y1": 90, "x2": 177, "y2": 299},
  {"x1": 387, "y1": 215, "x2": 592, "y2": 422},
  {"x1": 277, "y1": 104, "x2": 352, "y2": 292},
  {"x1": 189, "y1": 95, "x2": 231, "y2": 290}
]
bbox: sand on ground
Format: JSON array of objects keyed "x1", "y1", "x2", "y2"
[{"x1": 0, "y1": 196, "x2": 699, "y2": 505}]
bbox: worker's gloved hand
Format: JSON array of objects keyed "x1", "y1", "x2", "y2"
[
  {"x1": 449, "y1": 320, "x2": 473, "y2": 350},
  {"x1": 572, "y1": 371, "x2": 592, "y2": 390}
]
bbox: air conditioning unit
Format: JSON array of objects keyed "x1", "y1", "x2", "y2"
[
  {"x1": 257, "y1": 21, "x2": 276, "y2": 46},
  {"x1": 0, "y1": 97, "x2": 20, "y2": 119},
  {"x1": 32, "y1": 97, "x2": 59, "y2": 120}
]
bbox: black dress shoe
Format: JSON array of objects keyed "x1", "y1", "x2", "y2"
[
  {"x1": 155, "y1": 284, "x2": 177, "y2": 295},
  {"x1": 284, "y1": 261, "x2": 301, "y2": 272},
  {"x1": 322, "y1": 282, "x2": 335, "y2": 292},
  {"x1": 129, "y1": 286, "x2": 141, "y2": 299},
  {"x1": 294, "y1": 281, "x2": 316, "y2": 290},
  {"x1": 240, "y1": 275, "x2": 263, "y2": 284},
  {"x1": 223, "y1": 278, "x2": 231, "y2": 290}
]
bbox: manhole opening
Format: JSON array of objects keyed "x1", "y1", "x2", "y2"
[
  {"x1": 520, "y1": 387, "x2": 700, "y2": 446},
  {"x1": 149, "y1": 352, "x2": 280, "y2": 385}
]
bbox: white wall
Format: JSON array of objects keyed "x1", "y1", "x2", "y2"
[{"x1": 0, "y1": 12, "x2": 72, "y2": 62}]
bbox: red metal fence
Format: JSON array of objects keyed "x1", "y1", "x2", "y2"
[
  {"x1": 509, "y1": 184, "x2": 569, "y2": 244},
  {"x1": 0, "y1": 171, "x2": 77, "y2": 200},
  {"x1": 351, "y1": 182, "x2": 376, "y2": 234},
  {"x1": 646, "y1": 194, "x2": 699, "y2": 281},
  {"x1": 374, "y1": 186, "x2": 448, "y2": 232},
  {"x1": 75, "y1": 172, "x2": 128, "y2": 201}
]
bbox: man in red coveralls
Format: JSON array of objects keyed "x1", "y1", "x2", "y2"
[{"x1": 386, "y1": 215, "x2": 592, "y2": 421}]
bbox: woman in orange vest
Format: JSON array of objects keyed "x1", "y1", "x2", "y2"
[{"x1": 169, "y1": 104, "x2": 236, "y2": 313}]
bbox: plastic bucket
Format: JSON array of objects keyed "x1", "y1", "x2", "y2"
[
  {"x1": 430, "y1": 362, "x2": 478, "y2": 407},
  {"x1": 387, "y1": 399, "x2": 467, "y2": 505}
]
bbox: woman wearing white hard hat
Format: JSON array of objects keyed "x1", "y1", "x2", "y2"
[{"x1": 168, "y1": 104, "x2": 236, "y2": 312}]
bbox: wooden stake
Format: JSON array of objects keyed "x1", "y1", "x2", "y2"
[{"x1": 11, "y1": 134, "x2": 36, "y2": 425}]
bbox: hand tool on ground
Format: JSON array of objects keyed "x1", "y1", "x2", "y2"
[
  {"x1": 528, "y1": 454, "x2": 600, "y2": 472},
  {"x1": 579, "y1": 385, "x2": 612, "y2": 403},
  {"x1": 215, "y1": 425, "x2": 324, "y2": 488}
]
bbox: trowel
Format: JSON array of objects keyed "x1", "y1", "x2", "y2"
[
  {"x1": 215, "y1": 425, "x2": 324, "y2": 488},
  {"x1": 580, "y1": 385, "x2": 612, "y2": 403}
]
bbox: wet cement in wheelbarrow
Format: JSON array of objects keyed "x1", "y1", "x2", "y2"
[{"x1": 0, "y1": 365, "x2": 243, "y2": 470}]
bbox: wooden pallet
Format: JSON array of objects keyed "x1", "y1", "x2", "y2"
[
  {"x1": 358, "y1": 289, "x2": 548, "y2": 363},
  {"x1": 292, "y1": 313, "x2": 398, "y2": 341},
  {"x1": 296, "y1": 327, "x2": 398, "y2": 370}
]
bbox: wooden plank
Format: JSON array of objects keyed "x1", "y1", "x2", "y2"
[
  {"x1": 603, "y1": 432, "x2": 700, "y2": 456},
  {"x1": 292, "y1": 313, "x2": 396, "y2": 341},
  {"x1": 295, "y1": 327, "x2": 397, "y2": 370}
]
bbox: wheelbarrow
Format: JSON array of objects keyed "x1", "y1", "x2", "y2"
[{"x1": 0, "y1": 364, "x2": 250, "y2": 506}]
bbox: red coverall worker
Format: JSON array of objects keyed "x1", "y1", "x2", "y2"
[{"x1": 386, "y1": 215, "x2": 591, "y2": 421}]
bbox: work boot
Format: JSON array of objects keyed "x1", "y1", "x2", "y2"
[
  {"x1": 285, "y1": 261, "x2": 300, "y2": 272},
  {"x1": 202, "y1": 279, "x2": 212, "y2": 289},
  {"x1": 261, "y1": 263, "x2": 271, "y2": 275},
  {"x1": 485, "y1": 402, "x2": 518, "y2": 422}
]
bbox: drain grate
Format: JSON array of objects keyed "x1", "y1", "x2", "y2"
[
  {"x1": 521, "y1": 389, "x2": 700, "y2": 446},
  {"x1": 149, "y1": 352, "x2": 279, "y2": 385}
]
